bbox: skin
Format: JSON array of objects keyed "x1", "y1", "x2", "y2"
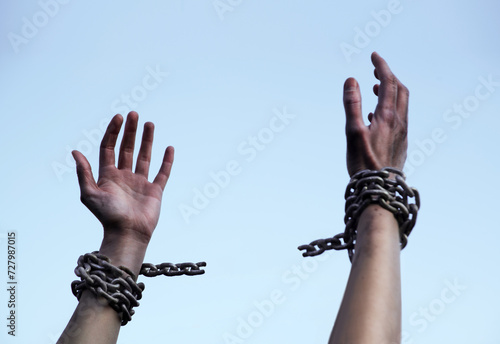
[
  {"x1": 57, "y1": 111, "x2": 174, "y2": 344},
  {"x1": 58, "y1": 51, "x2": 409, "y2": 344},
  {"x1": 329, "y1": 52, "x2": 409, "y2": 344}
]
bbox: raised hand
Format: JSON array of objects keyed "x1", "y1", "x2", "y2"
[
  {"x1": 71, "y1": 111, "x2": 174, "y2": 245},
  {"x1": 343, "y1": 51, "x2": 409, "y2": 177},
  {"x1": 329, "y1": 53, "x2": 409, "y2": 344}
]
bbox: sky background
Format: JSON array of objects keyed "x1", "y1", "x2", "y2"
[{"x1": 1, "y1": 0, "x2": 499, "y2": 343}]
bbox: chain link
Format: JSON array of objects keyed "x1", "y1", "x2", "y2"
[
  {"x1": 71, "y1": 252, "x2": 206, "y2": 325},
  {"x1": 140, "y1": 262, "x2": 206, "y2": 277},
  {"x1": 298, "y1": 167, "x2": 420, "y2": 262}
]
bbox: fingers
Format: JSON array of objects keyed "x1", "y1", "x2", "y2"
[
  {"x1": 72, "y1": 150, "x2": 98, "y2": 198},
  {"x1": 99, "y1": 112, "x2": 172, "y2": 184},
  {"x1": 153, "y1": 146, "x2": 175, "y2": 191},
  {"x1": 343, "y1": 77, "x2": 365, "y2": 137},
  {"x1": 371, "y1": 52, "x2": 398, "y2": 112},
  {"x1": 118, "y1": 112, "x2": 139, "y2": 170},
  {"x1": 135, "y1": 122, "x2": 155, "y2": 177},
  {"x1": 371, "y1": 52, "x2": 409, "y2": 125},
  {"x1": 99, "y1": 114, "x2": 124, "y2": 170},
  {"x1": 396, "y1": 82, "x2": 409, "y2": 124}
]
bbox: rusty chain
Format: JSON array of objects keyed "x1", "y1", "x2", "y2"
[
  {"x1": 71, "y1": 251, "x2": 206, "y2": 325},
  {"x1": 298, "y1": 167, "x2": 420, "y2": 262}
]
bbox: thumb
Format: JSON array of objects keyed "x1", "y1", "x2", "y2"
[
  {"x1": 72, "y1": 150, "x2": 98, "y2": 198},
  {"x1": 343, "y1": 77, "x2": 365, "y2": 137}
]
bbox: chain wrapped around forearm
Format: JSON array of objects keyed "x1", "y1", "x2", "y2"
[
  {"x1": 71, "y1": 252, "x2": 206, "y2": 325},
  {"x1": 298, "y1": 167, "x2": 420, "y2": 262}
]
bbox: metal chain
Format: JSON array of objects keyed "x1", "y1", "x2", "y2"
[
  {"x1": 140, "y1": 262, "x2": 206, "y2": 277},
  {"x1": 71, "y1": 252, "x2": 206, "y2": 325},
  {"x1": 298, "y1": 167, "x2": 420, "y2": 262}
]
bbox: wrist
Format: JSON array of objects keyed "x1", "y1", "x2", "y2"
[
  {"x1": 99, "y1": 230, "x2": 149, "y2": 279},
  {"x1": 102, "y1": 224, "x2": 153, "y2": 245}
]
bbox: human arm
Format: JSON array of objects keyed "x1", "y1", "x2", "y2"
[
  {"x1": 57, "y1": 112, "x2": 174, "y2": 344},
  {"x1": 328, "y1": 52, "x2": 409, "y2": 344}
]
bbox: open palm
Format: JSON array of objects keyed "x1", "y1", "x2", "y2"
[{"x1": 72, "y1": 112, "x2": 174, "y2": 243}]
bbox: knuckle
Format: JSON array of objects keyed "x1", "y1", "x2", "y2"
[
  {"x1": 400, "y1": 84, "x2": 409, "y2": 96},
  {"x1": 383, "y1": 111, "x2": 396, "y2": 126},
  {"x1": 343, "y1": 91, "x2": 361, "y2": 105},
  {"x1": 399, "y1": 84, "x2": 410, "y2": 99},
  {"x1": 382, "y1": 74, "x2": 398, "y2": 87},
  {"x1": 137, "y1": 154, "x2": 149, "y2": 163},
  {"x1": 123, "y1": 146, "x2": 134, "y2": 154},
  {"x1": 343, "y1": 98, "x2": 361, "y2": 108}
]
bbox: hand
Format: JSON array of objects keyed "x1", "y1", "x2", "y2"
[
  {"x1": 72, "y1": 111, "x2": 174, "y2": 244},
  {"x1": 343, "y1": 52, "x2": 409, "y2": 177}
]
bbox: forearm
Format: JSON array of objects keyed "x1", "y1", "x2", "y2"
[
  {"x1": 57, "y1": 233, "x2": 149, "y2": 344},
  {"x1": 329, "y1": 204, "x2": 401, "y2": 344}
]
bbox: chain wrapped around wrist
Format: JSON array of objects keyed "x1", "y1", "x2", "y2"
[
  {"x1": 298, "y1": 167, "x2": 420, "y2": 262},
  {"x1": 71, "y1": 252, "x2": 206, "y2": 325}
]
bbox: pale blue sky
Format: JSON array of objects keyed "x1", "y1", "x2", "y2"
[{"x1": 1, "y1": 0, "x2": 499, "y2": 343}]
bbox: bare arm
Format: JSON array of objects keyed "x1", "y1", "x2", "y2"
[
  {"x1": 329, "y1": 52, "x2": 409, "y2": 344},
  {"x1": 57, "y1": 112, "x2": 174, "y2": 344}
]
